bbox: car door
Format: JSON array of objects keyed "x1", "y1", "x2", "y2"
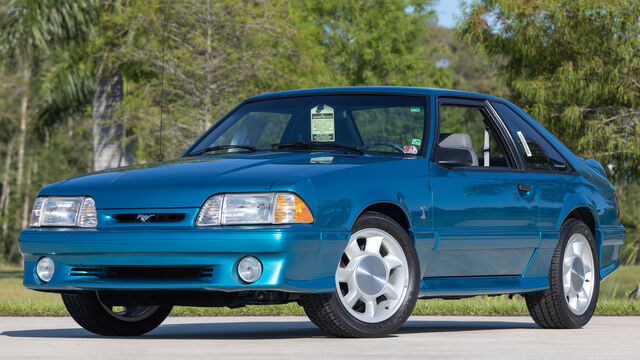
[
  {"x1": 489, "y1": 101, "x2": 578, "y2": 276},
  {"x1": 426, "y1": 97, "x2": 540, "y2": 277}
]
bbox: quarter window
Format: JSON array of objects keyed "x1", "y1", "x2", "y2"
[{"x1": 492, "y1": 102, "x2": 570, "y2": 172}]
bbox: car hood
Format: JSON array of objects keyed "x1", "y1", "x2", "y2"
[{"x1": 39, "y1": 152, "x2": 398, "y2": 209}]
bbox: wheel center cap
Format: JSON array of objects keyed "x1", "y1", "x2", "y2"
[
  {"x1": 571, "y1": 258, "x2": 585, "y2": 290},
  {"x1": 355, "y1": 255, "x2": 388, "y2": 296}
]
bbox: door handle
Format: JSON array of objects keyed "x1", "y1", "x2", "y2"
[{"x1": 518, "y1": 184, "x2": 532, "y2": 192}]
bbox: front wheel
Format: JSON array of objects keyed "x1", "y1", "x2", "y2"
[
  {"x1": 301, "y1": 211, "x2": 420, "y2": 337},
  {"x1": 62, "y1": 291, "x2": 173, "y2": 336},
  {"x1": 524, "y1": 219, "x2": 600, "y2": 328}
]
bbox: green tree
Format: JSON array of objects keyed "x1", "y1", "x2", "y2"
[
  {"x1": 93, "y1": 0, "x2": 337, "y2": 161},
  {"x1": 617, "y1": 181, "x2": 640, "y2": 265},
  {"x1": 0, "y1": 0, "x2": 97, "y2": 259},
  {"x1": 302, "y1": 0, "x2": 451, "y2": 87},
  {"x1": 429, "y1": 26, "x2": 509, "y2": 97},
  {"x1": 461, "y1": 0, "x2": 640, "y2": 263},
  {"x1": 0, "y1": 63, "x2": 20, "y2": 256},
  {"x1": 91, "y1": 0, "x2": 454, "y2": 162},
  {"x1": 460, "y1": 0, "x2": 640, "y2": 179}
]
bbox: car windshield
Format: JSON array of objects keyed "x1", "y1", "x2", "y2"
[{"x1": 187, "y1": 95, "x2": 427, "y2": 156}]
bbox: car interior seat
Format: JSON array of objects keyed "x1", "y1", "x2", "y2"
[{"x1": 438, "y1": 133, "x2": 479, "y2": 166}]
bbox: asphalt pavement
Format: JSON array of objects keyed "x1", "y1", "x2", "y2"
[{"x1": 1, "y1": 316, "x2": 637, "y2": 359}]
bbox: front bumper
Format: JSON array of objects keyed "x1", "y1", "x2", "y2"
[{"x1": 19, "y1": 226, "x2": 349, "y2": 293}]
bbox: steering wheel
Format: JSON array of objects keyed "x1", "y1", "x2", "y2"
[{"x1": 361, "y1": 140, "x2": 406, "y2": 154}]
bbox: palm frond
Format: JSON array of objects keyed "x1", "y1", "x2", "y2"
[{"x1": 0, "y1": 0, "x2": 100, "y2": 60}]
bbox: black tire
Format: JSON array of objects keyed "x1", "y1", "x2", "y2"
[
  {"x1": 300, "y1": 211, "x2": 420, "y2": 337},
  {"x1": 524, "y1": 219, "x2": 600, "y2": 328},
  {"x1": 62, "y1": 291, "x2": 173, "y2": 336}
]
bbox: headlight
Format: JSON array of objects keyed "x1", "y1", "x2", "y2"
[
  {"x1": 222, "y1": 193, "x2": 275, "y2": 225},
  {"x1": 29, "y1": 196, "x2": 97, "y2": 227},
  {"x1": 195, "y1": 192, "x2": 313, "y2": 226}
]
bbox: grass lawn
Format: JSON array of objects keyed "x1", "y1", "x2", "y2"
[{"x1": 1, "y1": 263, "x2": 638, "y2": 316}]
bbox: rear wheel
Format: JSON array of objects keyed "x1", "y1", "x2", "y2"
[
  {"x1": 62, "y1": 291, "x2": 172, "y2": 336},
  {"x1": 524, "y1": 219, "x2": 599, "y2": 328},
  {"x1": 301, "y1": 211, "x2": 420, "y2": 337}
]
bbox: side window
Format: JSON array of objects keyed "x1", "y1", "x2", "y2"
[
  {"x1": 492, "y1": 102, "x2": 570, "y2": 172},
  {"x1": 437, "y1": 104, "x2": 512, "y2": 168}
]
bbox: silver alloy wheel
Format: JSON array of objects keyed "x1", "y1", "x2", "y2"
[
  {"x1": 562, "y1": 233, "x2": 595, "y2": 315},
  {"x1": 97, "y1": 293, "x2": 159, "y2": 322},
  {"x1": 335, "y1": 228, "x2": 410, "y2": 323}
]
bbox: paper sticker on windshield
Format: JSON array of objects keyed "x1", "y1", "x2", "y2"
[
  {"x1": 411, "y1": 106, "x2": 421, "y2": 112},
  {"x1": 310, "y1": 104, "x2": 335, "y2": 142},
  {"x1": 411, "y1": 138, "x2": 421, "y2": 145},
  {"x1": 404, "y1": 145, "x2": 418, "y2": 154},
  {"x1": 516, "y1": 130, "x2": 532, "y2": 157}
]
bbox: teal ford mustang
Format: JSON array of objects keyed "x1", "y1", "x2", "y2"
[{"x1": 19, "y1": 87, "x2": 625, "y2": 337}]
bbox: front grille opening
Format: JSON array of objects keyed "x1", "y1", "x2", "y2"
[
  {"x1": 107, "y1": 266, "x2": 213, "y2": 280},
  {"x1": 114, "y1": 213, "x2": 186, "y2": 223},
  {"x1": 70, "y1": 267, "x2": 105, "y2": 277},
  {"x1": 69, "y1": 266, "x2": 213, "y2": 280}
]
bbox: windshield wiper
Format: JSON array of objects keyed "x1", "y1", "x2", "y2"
[
  {"x1": 271, "y1": 141, "x2": 364, "y2": 155},
  {"x1": 189, "y1": 144, "x2": 258, "y2": 156}
]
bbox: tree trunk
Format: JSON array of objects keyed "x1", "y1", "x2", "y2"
[
  {"x1": 15, "y1": 64, "x2": 30, "y2": 213},
  {"x1": 0, "y1": 140, "x2": 14, "y2": 217},
  {"x1": 21, "y1": 159, "x2": 34, "y2": 230},
  {"x1": 68, "y1": 116, "x2": 74, "y2": 137},
  {"x1": 0, "y1": 139, "x2": 15, "y2": 255},
  {"x1": 10, "y1": 61, "x2": 31, "y2": 255},
  {"x1": 92, "y1": 59, "x2": 133, "y2": 171}
]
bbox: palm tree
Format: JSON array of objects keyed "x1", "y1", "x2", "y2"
[{"x1": 0, "y1": 0, "x2": 99, "y2": 235}]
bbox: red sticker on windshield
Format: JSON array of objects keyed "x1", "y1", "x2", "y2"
[{"x1": 404, "y1": 145, "x2": 418, "y2": 154}]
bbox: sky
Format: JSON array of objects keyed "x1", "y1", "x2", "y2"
[{"x1": 433, "y1": 0, "x2": 464, "y2": 28}]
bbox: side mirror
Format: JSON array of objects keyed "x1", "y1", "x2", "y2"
[{"x1": 436, "y1": 147, "x2": 473, "y2": 167}]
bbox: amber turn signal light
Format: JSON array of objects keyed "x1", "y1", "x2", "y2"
[{"x1": 274, "y1": 193, "x2": 314, "y2": 224}]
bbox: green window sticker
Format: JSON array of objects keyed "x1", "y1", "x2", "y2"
[
  {"x1": 411, "y1": 138, "x2": 421, "y2": 145},
  {"x1": 410, "y1": 106, "x2": 421, "y2": 112}
]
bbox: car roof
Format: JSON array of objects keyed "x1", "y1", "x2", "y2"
[{"x1": 246, "y1": 86, "x2": 504, "y2": 102}]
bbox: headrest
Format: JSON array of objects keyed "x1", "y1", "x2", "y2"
[{"x1": 439, "y1": 133, "x2": 473, "y2": 150}]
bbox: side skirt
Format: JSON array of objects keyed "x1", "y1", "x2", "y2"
[{"x1": 419, "y1": 276, "x2": 548, "y2": 298}]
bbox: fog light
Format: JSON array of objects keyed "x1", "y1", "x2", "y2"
[
  {"x1": 36, "y1": 257, "x2": 55, "y2": 282},
  {"x1": 237, "y1": 256, "x2": 262, "y2": 283}
]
